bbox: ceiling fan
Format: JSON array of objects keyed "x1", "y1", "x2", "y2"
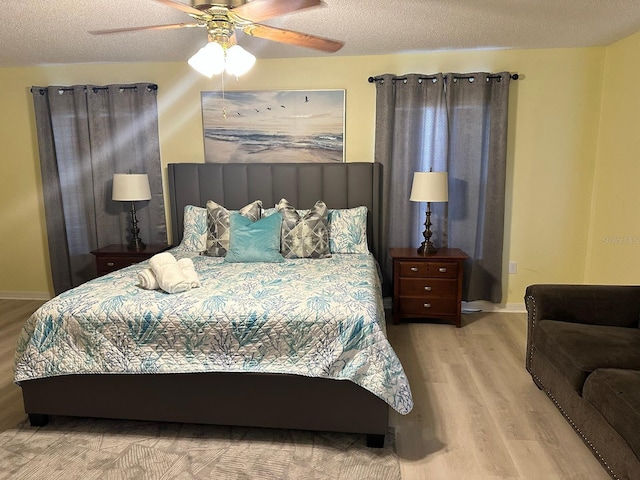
[{"x1": 89, "y1": 0, "x2": 344, "y2": 57}]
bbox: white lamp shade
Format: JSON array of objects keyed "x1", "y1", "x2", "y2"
[
  {"x1": 225, "y1": 44, "x2": 256, "y2": 77},
  {"x1": 188, "y1": 42, "x2": 225, "y2": 78},
  {"x1": 112, "y1": 174, "x2": 151, "y2": 201},
  {"x1": 409, "y1": 171, "x2": 449, "y2": 202}
]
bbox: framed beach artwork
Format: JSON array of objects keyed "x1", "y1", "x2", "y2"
[{"x1": 201, "y1": 89, "x2": 345, "y2": 163}]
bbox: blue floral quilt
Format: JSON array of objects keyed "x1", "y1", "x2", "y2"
[{"x1": 14, "y1": 250, "x2": 413, "y2": 415}]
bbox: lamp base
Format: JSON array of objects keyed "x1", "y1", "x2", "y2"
[
  {"x1": 127, "y1": 238, "x2": 146, "y2": 251},
  {"x1": 418, "y1": 202, "x2": 439, "y2": 255},
  {"x1": 127, "y1": 200, "x2": 146, "y2": 251},
  {"x1": 417, "y1": 241, "x2": 438, "y2": 255}
]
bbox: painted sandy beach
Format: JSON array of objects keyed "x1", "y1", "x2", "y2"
[{"x1": 204, "y1": 138, "x2": 343, "y2": 163}]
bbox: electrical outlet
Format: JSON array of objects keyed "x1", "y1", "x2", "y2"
[{"x1": 508, "y1": 261, "x2": 517, "y2": 274}]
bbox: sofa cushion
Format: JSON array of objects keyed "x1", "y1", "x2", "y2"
[
  {"x1": 534, "y1": 320, "x2": 640, "y2": 393},
  {"x1": 583, "y1": 368, "x2": 640, "y2": 459}
]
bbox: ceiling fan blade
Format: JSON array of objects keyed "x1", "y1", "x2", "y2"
[
  {"x1": 153, "y1": 0, "x2": 205, "y2": 16},
  {"x1": 89, "y1": 23, "x2": 200, "y2": 35},
  {"x1": 232, "y1": 0, "x2": 322, "y2": 23},
  {"x1": 244, "y1": 24, "x2": 344, "y2": 53}
]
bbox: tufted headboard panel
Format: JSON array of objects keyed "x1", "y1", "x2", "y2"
[{"x1": 167, "y1": 162, "x2": 383, "y2": 260}]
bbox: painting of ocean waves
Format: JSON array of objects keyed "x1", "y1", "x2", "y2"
[
  {"x1": 201, "y1": 90, "x2": 345, "y2": 163},
  {"x1": 205, "y1": 129, "x2": 343, "y2": 152}
]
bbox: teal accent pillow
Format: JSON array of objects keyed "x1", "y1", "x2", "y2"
[
  {"x1": 205, "y1": 200, "x2": 262, "y2": 257},
  {"x1": 225, "y1": 211, "x2": 284, "y2": 263}
]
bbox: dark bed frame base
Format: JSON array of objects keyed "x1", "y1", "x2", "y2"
[
  {"x1": 21, "y1": 372, "x2": 389, "y2": 448},
  {"x1": 26, "y1": 413, "x2": 384, "y2": 448}
]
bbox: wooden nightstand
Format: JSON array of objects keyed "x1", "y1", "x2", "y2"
[
  {"x1": 390, "y1": 247, "x2": 468, "y2": 327},
  {"x1": 90, "y1": 244, "x2": 171, "y2": 276}
]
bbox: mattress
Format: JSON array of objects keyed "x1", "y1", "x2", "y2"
[{"x1": 14, "y1": 250, "x2": 413, "y2": 415}]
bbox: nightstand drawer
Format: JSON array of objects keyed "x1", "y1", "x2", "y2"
[
  {"x1": 96, "y1": 256, "x2": 139, "y2": 272},
  {"x1": 399, "y1": 261, "x2": 429, "y2": 277},
  {"x1": 398, "y1": 261, "x2": 458, "y2": 278},
  {"x1": 91, "y1": 244, "x2": 170, "y2": 277},
  {"x1": 398, "y1": 278, "x2": 458, "y2": 297},
  {"x1": 398, "y1": 297, "x2": 458, "y2": 316},
  {"x1": 426, "y1": 262, "x2": 458, "y2": 278}
]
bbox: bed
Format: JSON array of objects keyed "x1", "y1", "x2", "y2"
[{"x1": 14, "y1": 162, "x2": 412, "y2": 448}]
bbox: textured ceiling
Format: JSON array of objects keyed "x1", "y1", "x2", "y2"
[{"x1": 2, "y1": 0, "x2": 640, "y2": 67}]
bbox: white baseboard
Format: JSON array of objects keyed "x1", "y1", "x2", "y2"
[
  {"x1": 0, "y1": 291, "x2": 51, "y2": 301},
  {"x1": 462, "y1": 300, "x2": 526, "y2": 313}
]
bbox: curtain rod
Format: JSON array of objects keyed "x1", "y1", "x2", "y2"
[
  {"x1": 367, "y1": 73, "x2": 519, "y2": 83},
  {"x1": 30, "y1": 84, "x2": 158, "y2": 95}
]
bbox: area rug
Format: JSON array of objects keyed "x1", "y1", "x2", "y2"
[{"x1": 0, "y1": 416, "x2": 400, "y2": 479}]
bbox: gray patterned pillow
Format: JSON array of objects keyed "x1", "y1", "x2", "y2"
[
  {"x1": 276, "y1": 198, "x2": 330, "y2": 259},
  {"x1": 205, "y1": 200, "x2": 262, "y2": 257}
]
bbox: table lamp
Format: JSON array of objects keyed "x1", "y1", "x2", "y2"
[
  {"x1": 112, "y1": 173, "x2": 151, "y2": 251},
  {"x1": 409, "y1": 171, "x2": 449, "y2": 255}
]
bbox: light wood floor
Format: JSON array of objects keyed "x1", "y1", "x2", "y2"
[
  {"x1": 1, "y1": 300, "x2": 609, "y2": 479},
  {"x1": 387, "y1": 312, "x2": 609, "y2": 480}
]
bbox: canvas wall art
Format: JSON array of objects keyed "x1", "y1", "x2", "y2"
[{"x1": 201, "y1": 89, "x2": 345, "y2": 163}]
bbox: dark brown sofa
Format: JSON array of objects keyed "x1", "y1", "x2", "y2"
[{"x1": 525, "y1": 284, "x2": 640, "y2": 480}]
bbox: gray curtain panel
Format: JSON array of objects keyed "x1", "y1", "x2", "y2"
[
  {"x1": 444, "y1": 73, "x2": 511, "y2": 303},
  {"x1": 373, "y1": 72, "x2": 511, "y2": 302},
  {"x1": 31, "y1": 84, "x2": 166, "y2": 294},
  {"x1": 374, "y1": 73, "x2": 447, "y2": 289}
]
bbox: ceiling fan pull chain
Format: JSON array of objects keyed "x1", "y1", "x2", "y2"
[{"x1": 222, "y1": 74, "x2": 227, "y2": 119}]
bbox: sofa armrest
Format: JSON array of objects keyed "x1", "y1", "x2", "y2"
[{"x1": 524, "y1": 284, "x2": 640, "y2": 371}]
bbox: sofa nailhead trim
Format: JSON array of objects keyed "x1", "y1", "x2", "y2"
[
  {"x1": 531, "y1": 372, "x2": 618, "y2": 479},
  {"x1": 525, "y1": 294, "x2": 536, "y2": 371},
  {"x1": 526, "y1": 293, "x2": 619, "y2": 480}
]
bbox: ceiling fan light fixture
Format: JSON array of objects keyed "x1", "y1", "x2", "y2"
[
  {"x1": 224, "y1": 44, "x2": 256, "y2": 77},
  {"x1": 188, "y1": 41, "x2": 225, "y2": 78},
  {"x1": 188, "y1": 40, "x2": 255, "y2": 78}
]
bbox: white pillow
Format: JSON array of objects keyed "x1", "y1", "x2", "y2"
[
  {"x1": 329, "y1": 206, "x2": 369, "y2": 254},
  {"x1": 176, "y1": 205, "x2": 207, "y2": 253}
]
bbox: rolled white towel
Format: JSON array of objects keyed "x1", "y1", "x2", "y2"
[
  {"x1": 137, "y1": 268, "x2": 159, "y2": 290},
  {"x1": 149, "y1": 252, "x2": 191, "y2": 294},
  {"x1": 178, "y1": 258, "x2": 201, "y2": 288}
]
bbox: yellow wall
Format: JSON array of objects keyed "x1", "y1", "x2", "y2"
[
  {"x1": 586, "y1": 30, "x2": 640, "y2": 282},
  {"x1": 0, "y1": 46, "x2": 609, "y2": 303}
]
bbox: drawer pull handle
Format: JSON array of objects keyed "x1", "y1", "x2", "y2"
[
  {"x1": 439, "y1": 267, "x2": 447, "y2": 273},
  {"x1": 423, "y1": 303, "x2": 431, "y2": 308},
  {"x1": 106, "y1": 262, "x2": 115, "y2": 267},
  {"x1": 410, "y1": 267, "x2": 419, "y2": 272},
  {"x1": 424, "y1": 286, "x2": 432, "y2": 291}
]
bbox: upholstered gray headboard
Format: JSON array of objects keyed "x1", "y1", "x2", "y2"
[{"x1": 167, "y1": 162, "x2": 383, "y2": 260}]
